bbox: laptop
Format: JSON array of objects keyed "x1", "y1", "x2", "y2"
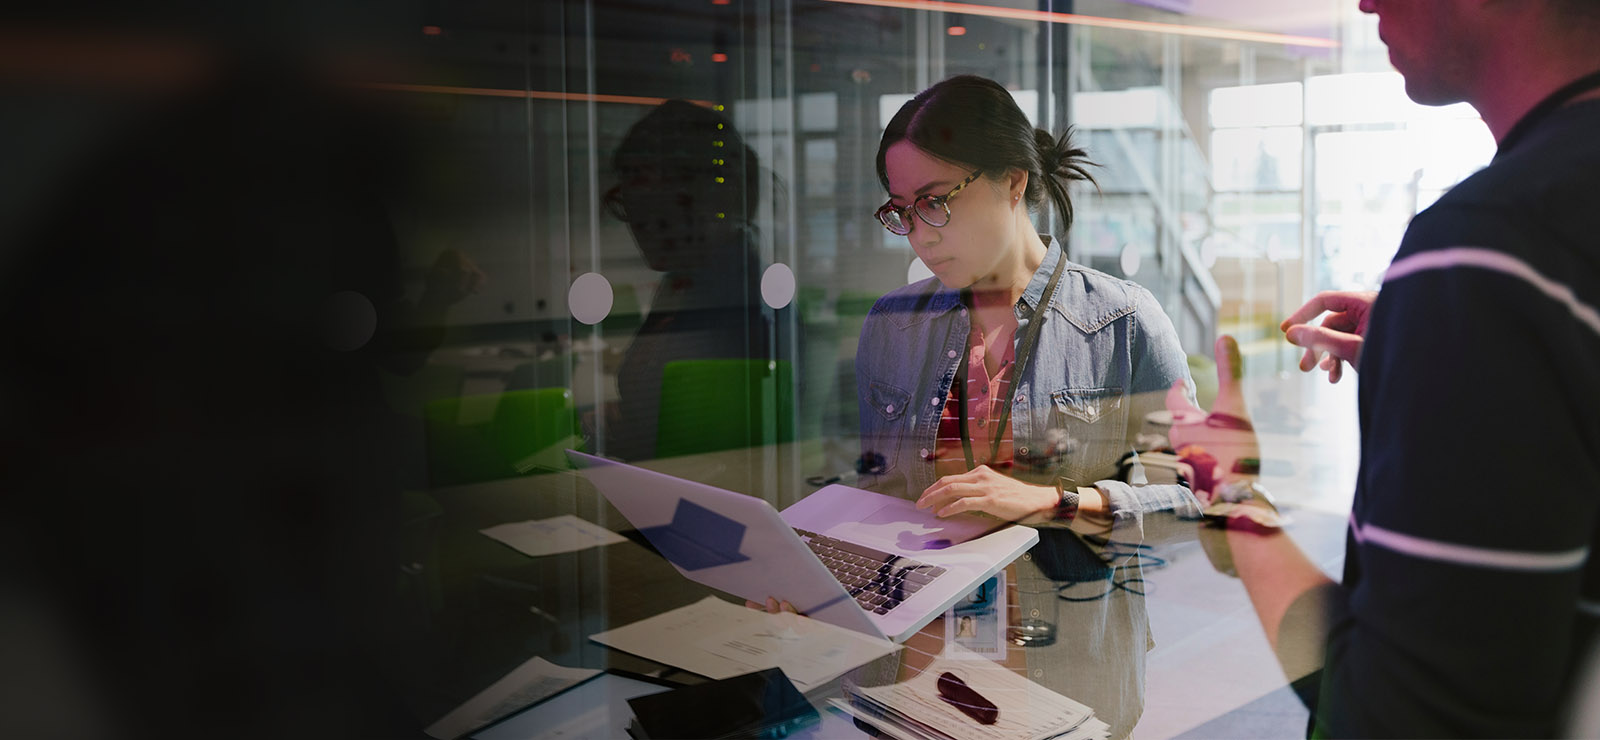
[{"x1": 567, "y1": 450, "x2": 1038, "y2": 643}]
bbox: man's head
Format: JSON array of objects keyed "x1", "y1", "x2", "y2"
[
  {"x1": 1361, "y1": 0, "x2": 1600, "y2": 128},
  {"x1": 1358, "y1": 0, "x2": 1483, "y2": 106}
]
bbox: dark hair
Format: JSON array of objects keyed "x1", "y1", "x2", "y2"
[
  {"x1": 876, "y1": 75, "x2": 1096, "y2": 233},
  {"x1": 1551, "y1": 0, "x2": 1600, "y2": 17}
]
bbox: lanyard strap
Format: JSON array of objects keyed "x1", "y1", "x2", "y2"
[
  {"x1": 1496, "y1": 68, "x2": 1600, "y2": 156},
  {"x1": 958, "y1": 247, "x2": 1069, "y2": 470}
]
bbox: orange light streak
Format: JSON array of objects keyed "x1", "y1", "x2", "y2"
[
  {"x1": 821, "y1": 0, "x2": 1339, "y2": 49},
  {"x1": 362, "y1": 82, "x2": 715, "y2": 107}
]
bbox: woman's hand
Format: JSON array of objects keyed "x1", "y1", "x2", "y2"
[
  {"x1": 744, "y1": 597, "x2": 800, "y2": 614},
  {"x1": 916, "y1": 465, "x2": 1059, "y2": 525}
]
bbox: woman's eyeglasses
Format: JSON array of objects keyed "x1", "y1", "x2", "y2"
[{"x1": 874, "y1": 169, "x2": 983, "y2": 236}]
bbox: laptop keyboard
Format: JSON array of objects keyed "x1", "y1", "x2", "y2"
[{"x1": 794, "y1": 529, "x2": 946, "y2": 614}]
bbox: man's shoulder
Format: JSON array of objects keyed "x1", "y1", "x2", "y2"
[{"x1": 1415, "y1": 102, "x2": 1600, "y2": 251}]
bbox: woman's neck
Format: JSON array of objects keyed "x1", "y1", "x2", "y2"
[{"x1": 969, "y1": 229, "x2": 1047, "y2": 315}]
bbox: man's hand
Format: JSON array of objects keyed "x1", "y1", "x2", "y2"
[
  {"x1": 916, "y1": 465, "x2": 1058, "y2": 524},
  {"x1": 1165, "y1": 335, "x2": 1260, "y2": 500},
  {"x1": 1280, "y1": 290, "x2": 1377, "y2": 384}
]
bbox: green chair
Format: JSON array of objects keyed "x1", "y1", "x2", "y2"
[
  {"x1": 654, "y1": 359, "x2": 795, "y2": 458},
  {"x1": 1187, "y1": 354, "x2": 1218, "y2": 412},
  {"x1": 424, "y1": 387, "x2": 581, "y2": 487}
]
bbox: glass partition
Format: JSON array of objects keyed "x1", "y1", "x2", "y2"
[{"x1": 3, "y1": 1, "x2": 1530, "y2": 737}]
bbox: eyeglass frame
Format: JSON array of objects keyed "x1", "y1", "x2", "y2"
[{"x1": 874, "y1": 169, "x2": 985, "y2": 236}]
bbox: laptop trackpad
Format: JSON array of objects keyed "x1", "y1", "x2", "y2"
[{"x1": 826, "y1": 499, "x2": 998, "y2": 552}]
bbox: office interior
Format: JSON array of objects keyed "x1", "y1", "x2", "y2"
[{"x1": 0, "y1": 1, "x2": 1551, "y2": 738}]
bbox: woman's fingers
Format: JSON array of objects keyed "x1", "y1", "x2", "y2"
[
  {"x1": 917, "y1": 466, "x2": 991, "y2": 509},
  {"x1": 746, "y1": 598, "x2": 802, "y2": 616}
]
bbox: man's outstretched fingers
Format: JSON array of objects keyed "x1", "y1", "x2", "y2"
[{"x1": 1285, "y1": 324, "x2": 1363, "y2": 369}]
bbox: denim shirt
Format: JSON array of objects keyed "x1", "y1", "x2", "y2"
[
  {"x1": 854, "y1": 238, "x2": 1203, "y2": 548},
  {"x1": 851, "y1": 239, "x2": 1204, "y2": 738}
]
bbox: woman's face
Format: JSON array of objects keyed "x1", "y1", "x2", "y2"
[{"x1": 882, "y1": 139, "x2": 1021, "y2": 291}]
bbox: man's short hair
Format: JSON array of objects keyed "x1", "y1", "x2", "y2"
[{"x1": 1551, "y1": 0, "x2": 1600, "y2": 20}]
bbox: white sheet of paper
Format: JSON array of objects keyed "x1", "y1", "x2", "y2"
[
  {"x1": 851, "y1": 646, "x2": 1095, "y2": 740},
  {"x1": 480, "y1": 515, "x2": 625, "y2": 558},
  {"x1": 425, "y1": 656, "x2": 599, "y2": 740},
  {"x1": 590, "y1": 596, "x2": 898, "y2": 693}
]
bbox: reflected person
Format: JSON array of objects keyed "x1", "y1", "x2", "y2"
[
  {"x1": 596, "y1": 100, "x2": 785, "y2": 461},
  {"x1": 852, "y1": 75, "x2": 1204, "y2": 738}
]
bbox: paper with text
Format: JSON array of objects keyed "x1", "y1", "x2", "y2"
[
  {"x1": 590, "y1": 596, "x2": 897, "y2": 692},
  {"x1": 481, "y1": 515, "x2": 625, "y2": 558},
  {"x1": 424, "y1": 656, "x2": 598, "y2": 739}
]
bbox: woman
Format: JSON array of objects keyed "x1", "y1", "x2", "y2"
[{"x1": 854, "y1": 74, "x2": 1203, "y2": 738}]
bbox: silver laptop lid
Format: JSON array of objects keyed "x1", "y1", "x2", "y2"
[{"x1": 566, "y1": 450, "x2": 883, "y2": 638}]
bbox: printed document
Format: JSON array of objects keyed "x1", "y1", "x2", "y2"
[
  {"x1": 481, "y1": 515, "x2": 625, "y2": 558},
  {"x1": 590, "y1": 596, "x2": 898, "y2": 692},
  {"x1": 424, "y1": 656, "x2": 599, "y2": 739},
  {"x1": 845, "y1": 646, "x2": 1108, "y2": 740}
]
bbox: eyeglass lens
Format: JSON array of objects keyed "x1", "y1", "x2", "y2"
[{"x1": 879, "y1": 196, "x2": 950, "y2": 235}]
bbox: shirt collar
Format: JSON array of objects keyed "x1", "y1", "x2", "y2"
[
  {"x1": 1018, "y1": 234, "x2": 1062, "y2": 314},
  {"x1": 926, "y1": 234, "x2": 1063, "y2": 317}
]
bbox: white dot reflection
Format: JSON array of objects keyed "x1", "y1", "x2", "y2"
[
  {"x1": 906, "y1": 257, "x2": 934, "y2": 284},
  {"x1": 322, "y1": 291, "x2": 377, "y2": 352},
  {"x1": 1119, "y1": 243, "x2": 1142, "y2": 277},
  {"x1": 568, "y1": 272, "x2": 614, "y2": 325},
  {"x1": 761, "y1": 263, "x2": 796, "y2": 309}
]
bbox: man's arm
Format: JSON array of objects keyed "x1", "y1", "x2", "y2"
[{"x1": 1172, "y1": 336, "x2": 1341, "y2": 687}]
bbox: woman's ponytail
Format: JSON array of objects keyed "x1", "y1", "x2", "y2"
[{"x1": 1033, "y1": 127, "x2": 1097, "y2": 233}]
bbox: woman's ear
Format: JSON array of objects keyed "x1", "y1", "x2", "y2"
[{"x1": 1006, "y1": 168, "x2": 1028, "y2": 204}]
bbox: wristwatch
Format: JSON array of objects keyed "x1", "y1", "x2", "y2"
[{"x1": 1052, "y1": 478, "x2": 1080, "y2": 523}]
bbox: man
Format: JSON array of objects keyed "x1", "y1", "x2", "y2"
[{"x1": 1175, "y1": 0, "x2": 1600, "y2": 735}]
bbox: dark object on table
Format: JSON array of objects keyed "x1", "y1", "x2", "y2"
[
  {"x1": 626, "y1": 667, "x2": 818, "y2": 739},
  {"x1": 937, "y1": 671, "x2": 999, "y2": 725}
]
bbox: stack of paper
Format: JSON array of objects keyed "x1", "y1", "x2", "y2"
[
  {"x1": 424, "y1": 656, "x2": 600, "y2": 739},
  {"x1": 833, "y1": 648, "x2": 1109, "y2": 740},
  {"x1": 590, "y1": 596, "x2": 899, "y2": 693}
]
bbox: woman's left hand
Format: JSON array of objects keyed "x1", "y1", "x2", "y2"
[{"x1": 916, "y1": 465, "x2": 1059, "y2": 524}]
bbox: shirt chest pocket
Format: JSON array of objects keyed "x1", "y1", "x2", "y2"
[
  {"x1": 862, "y1": 380, "x2": 912, "y2": 474},
  {"x1": 1047, "y1": 387, "x2": 1127, "y2": 486}
]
